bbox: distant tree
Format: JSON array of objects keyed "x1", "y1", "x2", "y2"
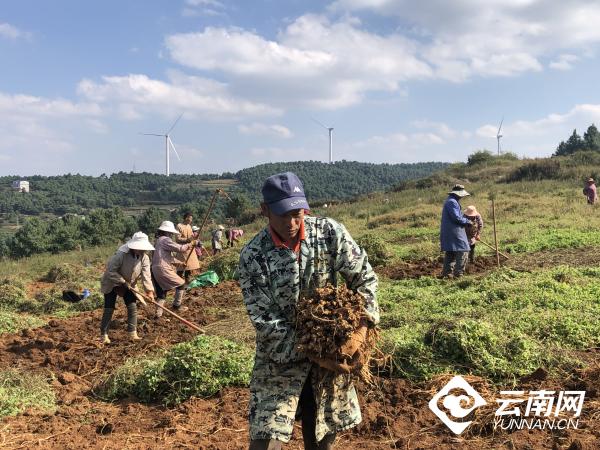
[
  {"x1": 10, "y1": 217, "x2": 50, "y2": 257},
  {"x1": 47, "y1": 215, "x2": 82, "y2": 253},
  {"x1": 583, "y1": 124, "x2": 600, "y2": 152},
  {"x1": 554, "y1": 129, "x2": 584, "y2": 156},
  {"x1": 137, "y1": 207, "x2": 167, "y2": 235},
  {"x1": 225, "y1": 194, "x2": 251, "y2": 222},
  {"x1": 467, "y1": 150, "x2": 494, "y2": 166}
]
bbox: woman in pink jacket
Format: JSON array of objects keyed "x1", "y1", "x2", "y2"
[{"x1": 151, "y1": 221, "x2": 194, "y2": 318}]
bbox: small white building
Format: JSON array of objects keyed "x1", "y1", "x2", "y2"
[{"x1": 12, "y1": 180, "x2": 30, "y2": 193}]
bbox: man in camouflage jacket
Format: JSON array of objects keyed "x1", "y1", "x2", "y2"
[{"x1": 239, "y1": 172, "x2": 379, "y2": 450}]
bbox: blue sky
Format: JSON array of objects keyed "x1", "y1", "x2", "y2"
[{"x1": 2, "y1": 0, "x2": 600, "y2": 176}]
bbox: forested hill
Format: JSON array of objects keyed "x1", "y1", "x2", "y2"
[
  {"x1": 0, "y1": 160, "x2": 448, "y2": 215},
  {"x1": 235, "y1": 161, "x2": 448, "y2": 202}
]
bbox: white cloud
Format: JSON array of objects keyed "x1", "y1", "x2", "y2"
[
  {"x1": 77, "y1": 71, "x2": 281, "y2": 120},
  {"x1": 86, "y1": 119, "x2": 109, "y2": 134},
  {"x1": 182, "y1": 0, "x2": 226, "y2": 17},
  {"x1": 330, "y1": 0, "x2": 600, "y2": 81},
  {"x1": 165, "y1": 15, "x2": 432, "y2": 109},
  {"x1": 0, "y1": 91, "x2": 103, "y2": 161},
  {"x1": 549, "y1": 53, "x2": 579, "y2": 70},
  {"x1": 411, "y1": 120, "x2": 458, "y2": 139},
  {"x1": 0, "y1": 92, "x2": 101, "y2": 117},
  {"x1": 478, "y1": 104, "x2": 600, "y2": 139},
  {"x1": 0, "y1": 22, "x2": 30, "y2": 40},
  {"x1": 355, "y1": 130, "x2": 445, "y2": 148},
  {"x1": 238, "y1": 123, "x2": 293, "y2": 138}
]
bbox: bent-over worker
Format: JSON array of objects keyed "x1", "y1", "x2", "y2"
[{"x1": 99, "y1": 232, "x2": 155, "y2": 343}]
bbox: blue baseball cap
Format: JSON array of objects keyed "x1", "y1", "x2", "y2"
[{"x1": 262, "y1": 172, "x2": 310, "y2": 215}]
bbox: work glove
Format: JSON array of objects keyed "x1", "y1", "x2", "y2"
[
  {"x1": 309, "y1": 352, "x2": 362, "y2": 374},
  {"x1": 339, "y1": 325, "x2": 368, "y2": 358}
]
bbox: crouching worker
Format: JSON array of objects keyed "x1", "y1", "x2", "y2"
[
  {"x1": 152, "y1": 221, "x2": 195, "y2": 318},
  {"x1": 239, "y1": 172, "x2": 379, "y2": 450},
  {"x1": 99, "y1": 232, "x2": 155, "y2": 344}
]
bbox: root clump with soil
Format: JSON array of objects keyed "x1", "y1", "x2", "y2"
[{"x1": 296, "y1": 284, "x2": 379, "y2": 381}]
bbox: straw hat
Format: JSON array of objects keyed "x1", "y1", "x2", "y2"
[
  {"x1": 218, "y1": 225, "x2": 225, "y2": 230},
  {"x1": 448, "y1": 184, "x2": 470, "y2": 197},
  {"x1": 587, "y1": 177, "x2": 595, "y2": 183},
  {"x1": 118, "y1": 232, "x2": 155, "y2": 253},
  {"x1": 191, "y1": 225, "x2": 200, "y2": 232},
  {"x1": 464, "y1": 205, "x2": 479, "y2": 216},
  {"x1": 158, "y1": 220, "x2": 180, "y2": 235}
]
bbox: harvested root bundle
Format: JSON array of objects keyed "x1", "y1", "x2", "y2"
[{"x1": 296, "y1": 284, "x2": 379, "y2": 382}]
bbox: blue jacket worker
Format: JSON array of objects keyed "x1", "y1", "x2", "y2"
[{"x1": 440, "y1": 184, "x2": 473, "y2": 278}]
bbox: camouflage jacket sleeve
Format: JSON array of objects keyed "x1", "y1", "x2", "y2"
[
  {"x1": 330, "y1": 220, "x2": 380, "y2": 326},
  {"x1": 238, "y1": 246, "x2": 297, "y2": 363}
]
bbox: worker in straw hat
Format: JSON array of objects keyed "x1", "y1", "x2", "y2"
[
  {"x1": 440, "y1": 184, "x2": 474, "y2": 278},
  {"x1": 583, "y1": 177, "x2": 598, "y2": 205},
  {"x1": 151, "y1": 221, "x2": 196, "y2": 318},
  {"x1": 174, "y1": 212, "x2": 200, "y2": 311},
  {"x1": 212, "y1": 224, "x2": 225, "y2": 255},
  {"x1": 99, "y1": 232, "x2": 155, "y2": 343},
  {"x1": 239, "y1": 171, "x2": 379, "y2": 450},
  {"x1": 463, "y1": 205, "x2": 484, "y2": 264}
]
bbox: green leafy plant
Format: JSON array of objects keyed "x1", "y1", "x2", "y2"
[
  {"x1": 0, "y1": 369, "x2": 56, "y2": 417},
  {"x1": 100, "y1": 335, "x2": 253, "y2": 405}
]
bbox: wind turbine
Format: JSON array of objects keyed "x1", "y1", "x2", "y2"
[
  {"x1": 496, "y1": 117, "x2": 504, "y2": 155},
  {"x1": 312, "y1": 118, "x2": 334, "y2": 164},
  {"x1": 140, "y1": 113, "x2": 183, "y2": 176}
]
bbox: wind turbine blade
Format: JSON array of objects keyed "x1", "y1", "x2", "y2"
[
  {"x1": 311, "y1": 117, "x2": 328, "y2": 130},
  {"x1": 140, "y1": 133, "x2": 165, "y2": 137},
  {"x1": 497, "y1": 117, "x2": 504, "y2": 135},
  {"x1": 166, "y1": 113, "x2": 184, "y2": 134},
  {"x1": 168, "y1": 137, "x2": 181, "y2": 161}
]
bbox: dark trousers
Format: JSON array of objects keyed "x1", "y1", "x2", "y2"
[
  {"x1": 101, "y1": 287, "x2": 137, "y2": 334},
  {"x1": 103, "y1": 288, "x2": 136, "y2": 308},
  {"x1": 249, "y1": 376, "x2": 336, "y2": 450},
  {"x1": 469, "y1": 244, "x2": 476, "y2": 264},
  {"x1": 441, "y1": 251, "x2": 468, "y2": 277}
]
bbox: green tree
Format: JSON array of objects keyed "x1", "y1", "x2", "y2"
[
  {"x1": 554, "y1": 129, "x2": 584, "y2": 156},
  {"x1": 467, "y1": 150, "x2": 494, "y2": 166},
  {"x1": 224, "y1": 194, "x2": 251, "y2": 222},
  {"x1": 583, "y1": 124, "x2": 600, "y2": 152},
  {"x1": 10, "y1": 217, "x2": 50, "y2": 257},
  {"x1": 137, "y1": 207, "x2": 168, "y2": 235}
]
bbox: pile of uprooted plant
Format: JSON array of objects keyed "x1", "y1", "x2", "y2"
[{"x1": 296, "y1": 284, "x2": 380, "y2": 381}]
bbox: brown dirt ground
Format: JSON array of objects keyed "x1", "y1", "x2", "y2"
[
  {"x1": 379, "y1": 246, "x2": 600, "y2": 280},
  {"x1": 1, "y1": 258, "x2": 599, "y2": 449}
]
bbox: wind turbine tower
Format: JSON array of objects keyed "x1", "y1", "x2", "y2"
[
  {"x1": 496, "y1": 117, "x2": 504, "y2": 156},
  {"x1": 313, "y1": 118, "x2": 334, "y2": 164},
  {"x1": 140, "y1": 113, "x2": 183, "y2": 176}
]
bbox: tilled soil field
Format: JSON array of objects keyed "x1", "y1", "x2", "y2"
[{"x1": 1, "y1": 266, "x2": 599, "y2": 449}]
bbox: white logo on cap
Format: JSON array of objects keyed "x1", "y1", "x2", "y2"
[{"x1": 293, "y1": 186, "x2": 302, "y2": 193}]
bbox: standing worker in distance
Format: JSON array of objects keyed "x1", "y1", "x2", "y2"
[
  {"x1": 174, "y1": 212, "x2": 200, "y2": 311},
  {"x1": 151, "y1": 221, "x2": 195, "y2": 318},
  {"x1": 212, "y1": 225, "x2": 225, "y2": 255},
  {"x1": 440, "y1": 184, "x2": 473, "y2": 278},
  {"x1": 99, "y1": 232, "x2": 155, "y2": 343},
  {"x1": 238, "y1": 171, "x2": 379, "y2": 450},
  {"x1": 583, "y1": 177, "x2": 598, "y2": 205}
]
